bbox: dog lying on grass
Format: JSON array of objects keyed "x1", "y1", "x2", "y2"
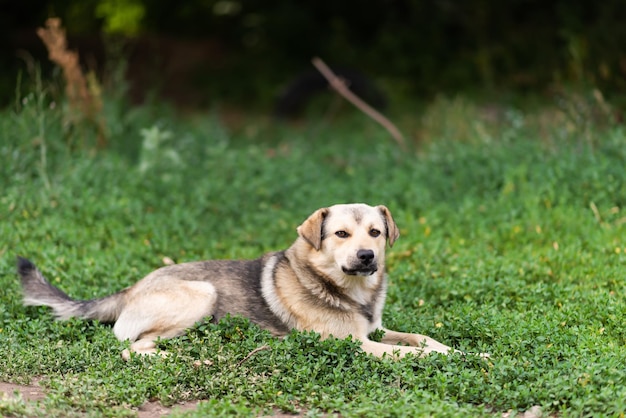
[{"x1": 18, "y1": 203, "x2": 484, "y2": 360}]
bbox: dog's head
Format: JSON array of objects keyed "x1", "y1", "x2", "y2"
[{"x1": 297, "y1": 203, "x2": 399, "y2": 277}]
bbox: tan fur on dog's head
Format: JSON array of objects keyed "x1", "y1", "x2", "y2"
[
  {"x1": 298, "y1": 204, "x2": 399, "y2": 250},
  {"x1": 297, "y1": 203, "x2": 399, "y2": 278},
  {"x1": 297, "y1": 207, "x2": 330, "y2": 251}
]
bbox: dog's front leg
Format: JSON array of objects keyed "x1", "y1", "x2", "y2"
[
  {"x1": 359, "y1": 339, "x2": 426, "y2": 358},
  {"x1": 379, "y1": 328, "x2": 459, "y2": 355}
]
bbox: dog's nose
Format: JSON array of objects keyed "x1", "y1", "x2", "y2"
[{"x1": 357, "y1": 249, "x2": 375, "y2": 265}]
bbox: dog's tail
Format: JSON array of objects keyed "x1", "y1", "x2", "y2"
[{"x1": 17, "y1": 257, "x2": 125, "y2": 323}]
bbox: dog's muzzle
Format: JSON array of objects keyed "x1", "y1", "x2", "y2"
[{"x1": 342, "y1": 249, "x2": 378, "y2": 276}]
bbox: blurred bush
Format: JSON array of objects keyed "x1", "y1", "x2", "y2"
[{"x1": 2, "y1": 0, "x2": 625, "y2": 107}]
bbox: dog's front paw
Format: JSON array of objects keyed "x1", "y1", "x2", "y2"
[
  {"x1": 121, "y1": 348, "x2": 170, "y2": 361},
  {"x1": 452, "y1": 348, "x2": 491, "y2": 359},
  {"x1": 461, "y1": 351, "x2": 491, "y2": 360}
]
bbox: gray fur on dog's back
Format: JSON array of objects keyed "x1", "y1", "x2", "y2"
[
  {"x1": 17, "y1": 254, "x2": 291, "y2": 336},
  {"x1": 147, "y1": 254, "x2": 290, "y2": 335}
]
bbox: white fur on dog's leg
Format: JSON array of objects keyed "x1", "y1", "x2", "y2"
[
  {"x1": 121, "y1": 348, "x2": 169, "y2": 361},
  {"x1": 131, "y1": 338, "x2": 157, "y2": 354},
  {"x1": 378, "y1": 329, "x2": 455, "y2": 355},
  {"x1": 121, "y1": 338, "x2": 170, "y2": 361}
]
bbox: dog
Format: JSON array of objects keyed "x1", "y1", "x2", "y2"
[{"x1": 17, "y1": 203, "x2": 468, "y2": 360}]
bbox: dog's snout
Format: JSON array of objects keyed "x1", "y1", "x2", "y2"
[{"x1": 357, "y1": 249, "x2": 375, "y2": 264}]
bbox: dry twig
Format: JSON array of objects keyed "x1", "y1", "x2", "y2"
[
  {"x1": 37, "y1": 18, "x2": 107, "y2": 149},
  {"x1": 590, "y1": 202, "x2": 602, "y2": 224},
  {"x1": 311, "y1": 57, "x2": 407, "y2": 150},
  {"x1": 237, "y1": 345, "x2": 271, "y2": 366}
]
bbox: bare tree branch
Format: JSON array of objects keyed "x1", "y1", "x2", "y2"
[{"x1": 311, "y1": 57, "x2": 407, "y2": 151}]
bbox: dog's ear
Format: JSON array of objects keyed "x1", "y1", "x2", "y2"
[
  {"x1": 297, "y1": 207, "x2": 330, "y2": 251},
  {"x1": 377, "y1": 205, "x2": 400, "y2": 247}
]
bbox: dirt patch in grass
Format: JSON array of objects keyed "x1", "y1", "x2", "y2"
[
  {"x1": 0, "y1": 380, "x2": 200, "y2": 417},
  {"x1": 0, "y1": 380, "x2": 47, "y2": 403},
  {"x1": 136, "y1": 400, "x2": 200, "y2": 417}
]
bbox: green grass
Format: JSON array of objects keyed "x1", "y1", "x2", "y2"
[{"x1": 1, "y1": 89, "x2": 626, "y2": 417}]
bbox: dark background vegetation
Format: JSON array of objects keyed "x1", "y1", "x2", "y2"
[{"x1": 2, "y1": 0, "x2": 626, "y2": 110}]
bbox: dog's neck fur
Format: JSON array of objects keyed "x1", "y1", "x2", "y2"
[{"x1": 285, "y1": 242, "x2": 386, "y2": 312}]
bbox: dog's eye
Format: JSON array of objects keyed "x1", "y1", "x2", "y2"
[
  {"x1": 335, "y1": 231, "x2": 350, "y2": 238},
  {"x1": 369, "y1": 229, "x2": 381, "y2": 237}
]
